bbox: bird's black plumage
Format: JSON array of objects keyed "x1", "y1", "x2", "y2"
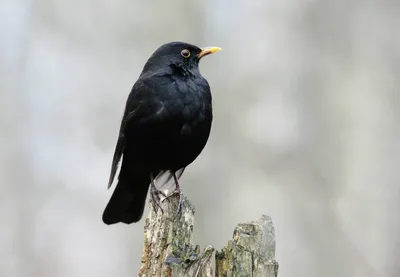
[{"x1": 103, "y1": 42, "x2": 221, "y2": 225}]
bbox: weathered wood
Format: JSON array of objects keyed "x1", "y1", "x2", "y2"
[
  {"x1": 139, "y1": 193, "x2": 278, "y2": 277},
  {"x1": 215, "y1": 215, "x2": 279, "y2": 277},
  {"x1": 139, "y1": 193, "x2": 214, "y2": 277}
]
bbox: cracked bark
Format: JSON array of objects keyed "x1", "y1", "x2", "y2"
[
  {"x1": 139, "y1": 194, "x2": 214, "y2": 277},
  {"x1": 139, "y1": 193, "x2": 278, "y2": 277},
  {"x1": 215, "y1": 215, "x2": 279, "y2": 277}
]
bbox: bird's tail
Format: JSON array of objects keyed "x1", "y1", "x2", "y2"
[{"x1": 102, "y1": 170, "x2": 150, "y2": 225}]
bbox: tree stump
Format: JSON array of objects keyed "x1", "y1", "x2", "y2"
[{"x1": 138, "y1": 193, "x2": 278, "y2": 277}]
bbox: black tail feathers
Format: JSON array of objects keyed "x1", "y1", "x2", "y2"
[{"x1": 102, "y1": 172, "x2": 150, "y2": 225}]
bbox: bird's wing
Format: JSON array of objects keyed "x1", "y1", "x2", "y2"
[
  {"x1": 107, "y1": 81, "x2": 145, "y2": 189},
  {"x1": 107, "y1": 78, "x2": 171, "y2": 188},
  {"x1": 107, "y1": 132, "x2": 124, "y2": 189}
]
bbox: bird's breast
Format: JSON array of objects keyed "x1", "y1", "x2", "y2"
[
  {"x1": 156, "y1": 77, "x2": 212, "y2": 144},
  {"x1": 168, "y1": 77, "x2": 211, "y2": 120},
  {"x1": 136, "y1": 79, "x2": 212, "y2": 170}
]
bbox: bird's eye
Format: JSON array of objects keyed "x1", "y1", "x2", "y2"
[{"x1": 181, "y1": 49, "x2": 190, "y2": 58}]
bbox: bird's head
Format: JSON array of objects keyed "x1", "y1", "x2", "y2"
[{"x1": 141, "y1": 42, "x2": 221, "y2": 77}]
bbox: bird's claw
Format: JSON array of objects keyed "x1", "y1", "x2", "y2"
[
  {"x1": 150, "y1": 183, "x2": 168, "y2": 214},
  {"x1": 150, "y1": 172, "x2": 183, "y2": 218},
  {"x1": 162, "y1": 187, "x2": 183, "y2": 219},
  {"x1": 174, "y1": 189, "x2": 183, "y2": 218},
  {"x1": 172, "y1": 173, "x2": 183, "y2": 218}
]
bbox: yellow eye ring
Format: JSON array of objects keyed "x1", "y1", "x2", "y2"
[{"x1": 181, "y1": 49, "x2": 190, "y2": 58}]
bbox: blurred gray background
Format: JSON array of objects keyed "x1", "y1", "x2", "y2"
[{"x1": 1, "y1": 0, "x2": 399, "y2": 276}]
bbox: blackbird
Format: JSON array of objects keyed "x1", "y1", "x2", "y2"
[{"x1": 102, "y1": 42, "x2": 221, "y2": 225}]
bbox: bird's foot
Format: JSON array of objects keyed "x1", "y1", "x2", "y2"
[
  {"x1": 174, "y1": 188, "x2": 183, "y2": 217},
  {"x1": 150, "y1": 179, "x2": 168, "y2": 214},
  {"x1": 170, "y1": 173, "x2": 183, "y2": 218},
  {"x1": 161, "y1": 186, "x2": 183, "y2": 219}
]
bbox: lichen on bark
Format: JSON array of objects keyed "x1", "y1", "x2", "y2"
[{"x1": 139, "y1": 194, "x2": 214, "y2": 277}]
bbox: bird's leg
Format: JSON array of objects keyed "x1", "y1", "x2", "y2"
[
  {"x1": 172, "y1": 172, "x2": 182, "y2": 194},
  {"x1": 160, "y1": 172, "x2": 183, "y2": 216},
  {"x1": 149, "y1": 173, "x2": 167, "y2": 213},
  {"x1": 172, "y1": 172, "x2": 183, "y2": 215}
]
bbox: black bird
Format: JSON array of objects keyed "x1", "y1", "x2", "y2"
[{"x1": 102, "y1": 42, "x2": 221, "y2": 225}]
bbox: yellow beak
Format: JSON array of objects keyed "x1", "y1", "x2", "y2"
[{"x1": 197, "y1": 47, "x2": 222, "y2": 59}]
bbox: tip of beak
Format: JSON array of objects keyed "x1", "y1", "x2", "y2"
[{"x1": 202, "y1": 46, "x2": 222, "y2": 53}]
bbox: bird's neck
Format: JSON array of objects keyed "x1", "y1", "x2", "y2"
[
  {"x1": 170, "y1": 64, "x2": 200, "y2": 78},
  {"x1": 140, "y1": 62, "x2": 201, "y2": 80}
]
